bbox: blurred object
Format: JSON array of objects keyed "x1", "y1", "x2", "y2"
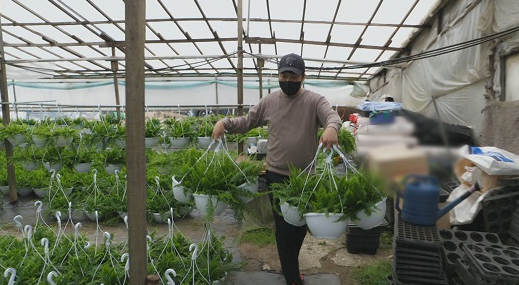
[
  {"x1": 356, "y1": 134, "x2": 418, "y2": 148},
  {"x1": 363, "y1": 144, "x2": 429, "y2": 183},
  {"x1": 356, "y1": 116, "x2": 414, "y2": 136},
  {"x1": 396, "y1": 109, "x2": 476, "y2": 147},
  {"x1": 356, "y1": 101, "x2": 402, "y2": 112}
]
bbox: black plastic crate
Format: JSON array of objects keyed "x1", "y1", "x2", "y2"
[
  {"x1": 346, "y1": 220, "x2": 387, "y2": 255},
  {"x1": 346, "y1": 233, "x2": 380, "y2": 255}
]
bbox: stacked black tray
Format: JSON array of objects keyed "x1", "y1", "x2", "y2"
[
  {"x1": 508, "y1": 201, "x2": 519, "y2": 244},
  {"x1": 346, "y1": 220, "x2": 387, "y2": 255},
  {"x1": 480, "y1": 185, "x2": 519, "y2": 239},
  {"x1": 439, "y1": 229, "x2": 502, "y2": 277},
  {"x1": 456, "y1": 243, "x2": 519, "y2": 285},
  {"x1": 392, "y1": 215, "x2": 448, "y2": 285}
]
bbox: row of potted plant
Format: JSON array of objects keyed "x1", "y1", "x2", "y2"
[
  {"x1": 0, "y1": 115, "x2": 269, "y2": 150},
  {"x1": 0, "y1": 225, "x2": 236, "y2": 284}
]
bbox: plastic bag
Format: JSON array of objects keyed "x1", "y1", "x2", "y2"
[{"x1": 459, "y1": 145, "x2": 519, "y2": 175}]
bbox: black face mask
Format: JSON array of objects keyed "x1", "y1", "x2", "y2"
[{"x1": 279, "y1": 81, "x2": 302, "y2": 96}]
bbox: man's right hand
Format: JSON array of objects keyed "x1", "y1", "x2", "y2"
[{"x1": 212, "y1": 120, "x2": 226, "y2": 141}]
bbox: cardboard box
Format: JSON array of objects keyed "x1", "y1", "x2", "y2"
[{"x1": 364, "y1": 144, "x2": 429, "y2": 182}]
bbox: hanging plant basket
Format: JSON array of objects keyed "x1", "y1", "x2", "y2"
[
  {"x1": 32, "y1": 137, "x2": 47, "y2": 148},
  {"x1": 173, "y1": 185, "x2": 192, "y2": 204},
  {"x1": 33, "y1": 187, "x2": 48, "y2": 198},
  {"x1": 55, "y1": 136, "x2": 73, "y2": 147},
  {"x1": 280, "y1": 202, "x2": 306, "y2": 226},
  {"x1": 21, "y1": 160, "x2": 41, "y2": 171},
  {"x1": 71, "y1": 208, "x2": 86, "y2": 221},
  {"x1": 193, "y1": 194, "x2": 227, "y2": 215},
  {"x1": 169, "y1": 137, "x2": 190, "y2": 149},
  {"x1": 237, "y1": 179, "x2": 259, "y2": 203},
  {"x1": 115, "y1": 138, "x2": 126, "y2": 148},
  {"x1": 17, "y1": 187, "x2": 33, "y2": 197},
  {"x1": 44, "y1": 162, "x2": 63, "y2": 172},
  {"x1": 145, "y1": 137, "x2": 159, "y2": 148},
  {"x1": 197, "y1": 137, "x2": 213, "y2": 149},
  {"x1": 353, "y1": 197, "x2": 387, "y2": 230},
  {"x1": 105, "y1": 164, "x2": 122, "y2": 174},
  {"x1": 84, "y1": 210, "x2": 105, "y2": 221},
  {"x1": 0, "y1": 185, "x2": 9, "y2": 195},
  {"x1": 152, "y1": 212, "x2": 169, "y2": 224},
  {"x1": 7, "y1": 134, "x2": 27, "y2": 146},
  {"x1": 74, "y1": 162, "x2": 92, "y2": 173},
  {"x1": 304, "y1": 213, "x2": 348, "y2": 239}
]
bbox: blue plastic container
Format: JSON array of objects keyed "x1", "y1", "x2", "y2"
[{"x1": 369, "y1": 111, "x2": 395, "y2": 125}]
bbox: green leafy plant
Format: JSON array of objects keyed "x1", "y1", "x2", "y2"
[
  {"x1": 165, "y1": 117, "x2": 196, "y2": 138},
  {"x1": 0, "y1": 122, "x2": 28, "y2": 141},
  {"x1": 145, "y1": 118, "x2": 162, "y2": 137},
  {"x1": 101, "y1": 147, "x2": 126, "y2": 165}
]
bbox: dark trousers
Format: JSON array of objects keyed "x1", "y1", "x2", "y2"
[{"x1": 266, "y1": 170, "x2": 306, "y2": 285}]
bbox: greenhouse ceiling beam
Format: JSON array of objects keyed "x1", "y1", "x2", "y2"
[
  {"x1": 0, "y1": 17, "x2": 429, "y2": 29},
  {"x1": 4, "y1": 37, "x2": 402, "y2": 51},
  {"x1": 353, "y1": 0, "x2": 419, "y2": 80},
  {"x1": 156, "y1": 0, "x2": 219, "y2": 74},
  {"x1": 10, "y1": 0, "x2": 110, "y2": 74},
  {"x1": 6, "y1": 53, "x2": 374, "y2": 66},
  {"x1": 245, "y1": 37, "x2": 403, "y2": 51},
  {"x1": 328, "y1": 0, "x2": 383, "y2": 78},
  {"x1": 317, "y1": 0, "x2": 342, "y2": 77}
]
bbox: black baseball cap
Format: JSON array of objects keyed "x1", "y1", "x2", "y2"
[{"x1": 278, "y1": 53, "x2": 305, "y2": 75}]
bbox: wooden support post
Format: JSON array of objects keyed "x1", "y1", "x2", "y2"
[
  {"x1": 125, "y1": 0, "x2": 147, "y2": 284},
  {"x1": 111, "y1": 47, "x2": 121, "y2": 118},
  {"x1": 237, "y1": 0, "x2": 244, "y2": 154},
  {"x1": 0, "y1": 3, "x2": 17, "y2": 204}
]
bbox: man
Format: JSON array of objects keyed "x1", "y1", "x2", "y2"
[{"x1": 212, "y1": 53, "x2": 341, "y2": 285}]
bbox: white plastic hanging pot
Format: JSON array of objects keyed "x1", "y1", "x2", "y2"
[
  {"x1": 33, "y1": 187, "x2": 48, "y2": 198},
  {"x1": 55, "y1": 136, "x2": 73, "y2": 147},
  {"x1": 84, "y1": 210, "x2": 104, "y2": 221},
  {"x1": 7, "y1": 134, "x2": 26, "y2": 146},
  {"x1": 172, "y1": 176, "x2": 192, "y2": 204},
  {"x1": 44, "y1": 162, "x2": 63, "y2": 172},
  {"x1": 280, "y1": 202, "x2": 306, "y2": 226},
  {"x1": 72, "y1": 209, "x2": 86, "y2": 221},
  {"x1": 74, "y1": 162, "x2": 92, "y2": 173},
  {"x1": 169, "y1": 137, "x2": 190, "y2": 148},
  {"x1": 197, "y1": 137, "x2": 213, "y2": 149},
  {"x1": 144, "y1": 137, "x2": 159, "y2": 148},
  {"x1": 21, "y1": 160, "x2": 41, "y2": 171},
  {"x1": 152, "y1": 212, "x2": 167, "y2": 224},
  {"x1": 238, "y1": 179, "x2": 259, "y2": 203},
  {"x1": 304, "y1": 212, "x2": 348, "y2": 239},
  {"x1": 32, "y1": 137, "x2": 47, "y2": 148},
  {"x1": 17, "y1": 187, "x2": 33, "y2": 197},
  {"x1": 0, "y1": 185, "x2": 9, "y2": 195},
  {"x1": 105, "y1": 164, "x2": 122, "y2": 174},
  {"x1": 353, "y1": 197, "x2": 387, "y2": 230},
  {"x1": 193, "y1": 194, "x2": 227, "y2": 215},
  {"x1": 115, "y1": 139, "x2": 126, "y2": 148}
]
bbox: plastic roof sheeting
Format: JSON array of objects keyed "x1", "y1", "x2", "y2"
[{"x1": 0, "y1": 0, "x2": 442, "y2": 81}]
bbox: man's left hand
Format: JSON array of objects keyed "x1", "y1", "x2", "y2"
[{"x1": 320, "y1": 127, "x2": 339, "y2": 150}]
